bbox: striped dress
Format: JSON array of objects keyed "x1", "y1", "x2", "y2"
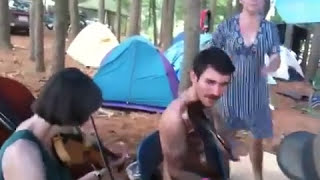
[{"x1": 211, "y1": 14, "x2": 280, "y2": 139}]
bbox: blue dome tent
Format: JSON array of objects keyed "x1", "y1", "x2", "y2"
[{"x1": 93, "y1": 36, "x2": 179, "y2": 113}]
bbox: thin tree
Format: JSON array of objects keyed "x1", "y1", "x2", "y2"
[
  {"x1": 201, "y1": 0, "x2": 207, "y2": 9},
  {"x1": 306, "y1": 25, "x2": 320, "y2": 81},
  {"x1": 115, "y1": 0, "x2": 122, "y2": 41},
  {"x1": 98, "y1": 0, "x2": 105, "y2": 24},
  {"x1": 301, "y1": 31, "x2": 311, "y2": 73},
  {"x1": 34, "y1": 0, "x2": 45, "y2": 72},
  {"x1": 210, "y1": 0, "x2": 217, "y2": 32},
  {"x1": 69, "y1": 0, "x2": 80, "y2": 41},
  {"x1": 151, "y1": 0, "x2": 157, "y2": 45},
  {"x1": 159, "y1": 0, "x2": 175, "y2": 51},
  {"x1": 234, "y1": 0, "x2": 242, "y2": 14},
  {"x1": 226, "y1": 0, "x2": 233, "y2": 18},
  {"x1": 52, "y1": 0, "x2": 68, "y2": 74},
  {"x1": 0, "y1": 0, "x2": 12, "y2": 50},
  {"x1": 284, "y1": 24, "x2": 294, "y2": 49},
  {"x1": 127, "y1": 0, "x2": 141, "y2": 36},
  {"x1": 104, "y1": 11, "x2": 109, "y2": 25},
  {"x1": 159, "y1": 0, "x2": 166, "y2": 47},
  {"x1": 29, "y1": 0, "x2": 36, "y2": 61},
  {"x1": 263, "y1": 0, "x2": 270, "y2": 17},
  {"x1": 179, "y1": 0, "x2": 201, "y2": 92}
]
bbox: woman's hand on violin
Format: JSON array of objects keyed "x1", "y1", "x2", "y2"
[{"x1": 78, "y1": 168, "x2": 108, "y2": 180}]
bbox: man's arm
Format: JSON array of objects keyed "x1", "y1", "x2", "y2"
[
  {"x1": 2, "y1": 140, "x2": 46, "y2": 180},
  {"x1": 159, "y1": 104, "x2": 187, "y2": 180}
]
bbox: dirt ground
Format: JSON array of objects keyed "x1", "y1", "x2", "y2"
[{"x1": 1, "y1": 30, "x2": 320, "y2": 179}]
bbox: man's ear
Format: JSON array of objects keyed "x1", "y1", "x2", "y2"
[{"x1": 190, "y1": 70, "x2": 197, "y2": 84}]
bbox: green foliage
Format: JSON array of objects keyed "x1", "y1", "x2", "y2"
[
  {"x1": 139, "y1": 0, "x2": 162, "y2": 41},
  {"x1": 270, "y1": 8, "x2": 284, "y2": 24},
  {"x1": 125, "y1": 0, "x2": 230, "y2": 41},
  {"x1": 175, "y1": 0, "x2": 184, "y2": 21},
  {"x1": 122, "y1": 0, "x2": 130, "y2": 8}
]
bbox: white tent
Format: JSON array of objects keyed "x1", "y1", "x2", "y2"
[{"x1": 67, "y1": 22, "x2": 119, "y2": 68}]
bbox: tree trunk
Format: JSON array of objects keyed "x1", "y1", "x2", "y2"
[
  {"x1": 34, "y1": 0, "x2": 45, "y2": 72},
  {"x1": 69, "y1": 0, "x2": 80, "y2": 41},
  {"x1": 115, "y1": 0, "x2": 122, "y2": 41},
  {"x1": 306, "y1": 25, "x2": 320, "y2": 81},
  {"x1": 148, "y1": 0, "x2": 152, "y2": 26},
  {"x1": 0, "y1": 0, "x2": 12, "y2": 50},
  {"x1": 159, "y1": 0, "x2": 166, "y2": 47},
  {"x1": 159, "y1": 0, "x2": 175, "y2": 51},
  {"x1": 301, "y1": 31, "x2": 311, "y2": 73},
  {"x1": 210, "y1": 0, "x2": 217, "y2": 32},
  {"x1": 104, "y1": 11, "x2": 109, "y2": 25},
  {"x1": 201, "y1": 0, "x2": 207, "y2": 9},
  {"x1": 227, "y1": 0, "x2": 233, "y2": 18},
  {"x1": 127, "y1": 0, "x2": 141, "y2": 36},
  {"x1": 29, "y1": 1, "x2": 36, "y2": 61},
  {"x1": 234, "y1": 0, "x2": 242, "y2": 14},
  {"x1": 151, "y1": 0, "x2": 157, "y2": 45},
  {"x1": 98, "y1": 0, "x2": 105, "y2": 24},
  {"x1": 284, "y1": 24, "x2": 294, "y2": 49},
  {"x1": 179, "y1": 0, "x2": 201, "y2": 92},
  {"x1": 52, "y1": 0, "x2": 68, "y2": 74}
]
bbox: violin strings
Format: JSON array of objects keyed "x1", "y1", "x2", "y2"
[{"x1": 89, "y1": 115, "x2": 115, "y2": 180}]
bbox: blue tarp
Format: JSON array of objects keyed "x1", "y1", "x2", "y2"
[
  {"x1": 164, "y1": 33, "x2": 212, "y2": 80},
  {"x1": 276, "y1": 0, "x2": 320, "y2": 23}
]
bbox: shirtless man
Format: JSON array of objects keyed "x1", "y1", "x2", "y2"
[{"x1": 159, "y1": 47, "x2": 235, "y2": 180}]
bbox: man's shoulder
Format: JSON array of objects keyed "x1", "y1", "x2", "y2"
[
  {"x1": 163, "y1": 98, "x2": 183, "y2": 114},
  {"x1": 159, "y1": 99, "x2": 184, "y2": 125}
]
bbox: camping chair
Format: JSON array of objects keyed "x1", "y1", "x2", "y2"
[
  {"x1": 310, "y1": 70, "x2": 320, "y2": 109},
  {"x1": 126, "y1": 131, "x2": 163, "y2": 180},
  {"x1": 302, "y1": 70, "x2": 320, "y2": 116},
  {"x1": 309, "y1": 91, "x2": 320, "y2": 109},
  {"x1": 137, "y1": 131, "x2": 163, "y2": 180}
]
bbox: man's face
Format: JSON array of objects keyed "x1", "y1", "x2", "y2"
[{"x1": 190, "y1": 67, "x2": 231, "y2": 107}]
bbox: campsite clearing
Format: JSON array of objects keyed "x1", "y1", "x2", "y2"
[{"x1": 1, "y1": 31, "x2": 319, "y2": 179}]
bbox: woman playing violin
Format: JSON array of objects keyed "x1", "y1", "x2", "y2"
[{"x1": 0, "y1": 68, "x2": 108, "y2": 180}]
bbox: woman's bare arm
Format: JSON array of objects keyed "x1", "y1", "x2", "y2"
[{"x1": 2, "y1": 140, "x2": 46, "y2": 180}]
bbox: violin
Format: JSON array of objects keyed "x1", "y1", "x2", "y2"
[
  {"x1": 0, "y1": 77, "x2": 130, "y2": 179},
  {"x1": 51, "y1": 119, "x2": 129, "y2": 179},
  {"x1": 52, "y1": 128, "x2": 129, "y2": 176}
]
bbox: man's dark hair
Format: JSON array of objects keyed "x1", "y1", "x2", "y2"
[
  {"x1": 193, "y1": 47, "x2": 235, "y2": 78},
  {"x1": 31, "y1": 68, "x2": 102, "y2": 126}
]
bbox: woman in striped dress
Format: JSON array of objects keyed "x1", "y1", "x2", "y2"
[{"x1": 211, "y1": 0, "x2": 281, "y2": 180}]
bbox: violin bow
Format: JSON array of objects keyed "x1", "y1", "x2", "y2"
[
  {"x1": 0, "y1": 111, "x2": 17, "y2": 131},
  {"x1": 89, "y1": 116, "x2": 115, "y2": 180}
]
